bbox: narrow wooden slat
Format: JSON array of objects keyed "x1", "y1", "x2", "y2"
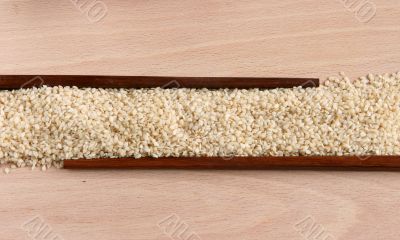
[
  {"x1": 63, "y1": 156, "x2": 400, "y2": 169},
  {"x1": 0, "y1": 75, "x2": 319, "y2": 89}
]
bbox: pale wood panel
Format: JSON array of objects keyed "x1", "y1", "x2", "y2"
[
  {"x1": 2, "y1": 169, "x2": 400, "y2": 240},
  {"x1": 1, "y1": 0, "x2": 400, "y2": 239},
  {"x1": 1, "y1": 0, "x2": 399, "y2": 79}
]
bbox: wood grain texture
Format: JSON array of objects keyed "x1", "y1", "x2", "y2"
[
  {"x1": 0, "y1": 75, "x2": 319, "y2": 89},
  {"x1": 1, "y1": 0, "x2": 400, "y2": 239}
]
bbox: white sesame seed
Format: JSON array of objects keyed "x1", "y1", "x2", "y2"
[{"x1": 1, "y1": 72, "x2": 400, "y2": 172}]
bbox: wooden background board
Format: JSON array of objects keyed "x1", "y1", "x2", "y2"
[{"x1": 1, "y1": 0, "x2": 400, "y2": 239}]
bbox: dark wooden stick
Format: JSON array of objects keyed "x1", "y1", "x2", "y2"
[
  {"x1": 63, "y1": 156, "x2": 400, "y2": 169},
  {"x1": 0, "y1": 75, "x2": 319, "y2": 89}
]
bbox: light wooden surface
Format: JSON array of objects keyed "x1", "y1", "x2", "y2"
[{"x1": 1, "y1": 0, "x2": 400, "y2": 239}]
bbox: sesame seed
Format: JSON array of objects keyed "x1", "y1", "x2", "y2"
[{"x1": 1, "y1": 72, "x2": 400, "y2": 172}]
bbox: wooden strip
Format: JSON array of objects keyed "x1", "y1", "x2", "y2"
[
  {"x1": 0, "y1": 75, "x2": 319, "y2": 89},
  {"x1": 63, "y1": 156, "x2": 400, "y2": 169}
]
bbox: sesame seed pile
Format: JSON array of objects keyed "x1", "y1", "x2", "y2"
[{"x1": 1, "y1": 72, "x2": 400, "y2": 173}]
